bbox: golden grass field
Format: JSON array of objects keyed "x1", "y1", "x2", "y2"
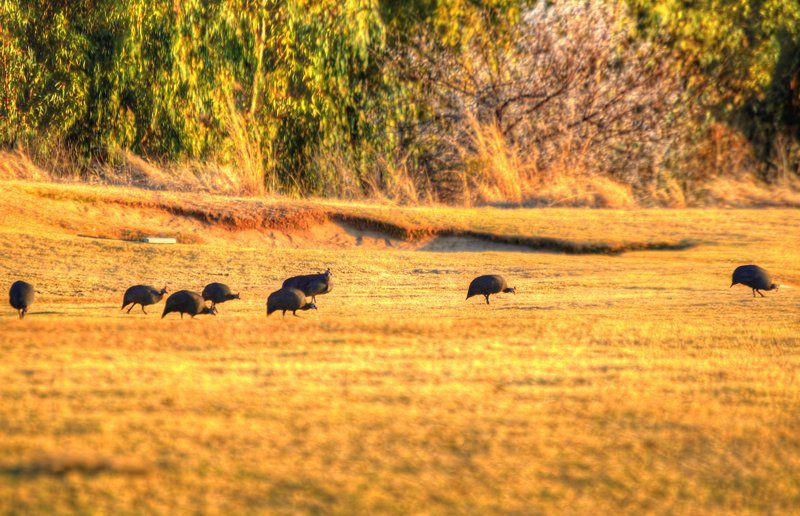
[{"x1": 1, "y1": 180, "x2": 799, "y2": 513}]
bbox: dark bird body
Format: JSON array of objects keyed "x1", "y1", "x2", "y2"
[
  {"x1": 731, "y1": 265, "x2": 779, "y2": 297},
  {"x1": 267, "y1": 287, "x2": 317, "y2": 317},
  {"x1": 9, "y1": 280, "x2": 35, "y2": 319},
  {"x1": 466, "y1": 275, "x2": 516, "y2": 305},
  {"x1": 121, "y1": 285, "x2": 167, "y2": 314},
  {"x1": 282, "y1": 269, "x2": 333, "y2": 303},
  {"x1": 202, "y1": 282, "x2": 240, "y2": 308},
  {"x1": 161, "y1": 290, "x2": 217, "y2": 319}
]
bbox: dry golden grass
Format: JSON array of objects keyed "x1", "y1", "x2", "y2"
[
  {"x1": 1, "y1": 180, "x2": 799, "y2": 513},
  {"x1": 461, "y1": 117, "x2": 641, "y2": 208},
  {"x1": 694, "y1": 176, "x2": 800, "y2": 208},
  {"x1": 5, "y1": 145, "x2": 800, "y2": 209}
]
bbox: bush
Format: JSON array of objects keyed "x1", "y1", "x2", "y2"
[{"x1": 402, "y1": 1, "x2": 694, "y2": 203}]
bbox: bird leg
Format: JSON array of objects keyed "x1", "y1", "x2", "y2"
[
  {"x1": 293, "y1": 311, "x2": 301, "y2": 318},
  {"x1": 752, "y1": 289, "x2": 756, "y2": 298},
  {"x1": 282, "y1": 311, "x2": 286, "y2": 318},
  {"x1": 127, "y1": 304, "x2": 134, "y2": 313},
  {"x1": 312, "y1": 296, "x2": 317, "y2": 303},
  {"x1": 485, "y1": 295, "x2": 490, "y2": 305},
  {"x1": 180, "y1": 313, "x2": 184, "y2": 319},
  {"x1": 141, "y1": 305, "x2": 147, "y2": 314},
  {"x1": 757, "y1": 290, "x2": 765, "y2": 298},
  {"x1": 18, "y1": 309, "x2": 23, "y2": 319}
]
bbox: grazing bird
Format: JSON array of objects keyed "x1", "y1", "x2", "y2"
[
  {"x1": 731, "y1": 265, "x2": 779, "y2": 297},
  {"x1": 9, "y1": 280, "x2": 35, "y2": 319},
  {"x1": 202, "y1": 282, "x2": 240, "y2": 308},
  {"x1": 121, "y1": 285, "x2": 168, "y2": 314},
  {"x1": 282, "y1": 268, "x2": 333, "y2": 303},
  {"x1": 466, "y1": 275, "x2": 516, "y2": 305},
  {"x1": 161, "y1": 290, "x2": 217, "y2": 319},
  {"x1": 267, "y1": 287, "x2": 317, "y2": 317}
]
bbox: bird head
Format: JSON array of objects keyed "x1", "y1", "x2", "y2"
[
  {"x1": 160, "y1": 285, "x2": 169, "y2": 295},
  {"x1": 303, "y1": 302, "x2": 318, "y2": 311},
  {"x1": 503, "y1": 287, "x2": 516, "y2": 294},
  {"x1": 233, "y1": 293, "x2": 241, "y2": 300},
  {"x1": 770, "y1": 283, "x2": 780, "y2": 291},
  {"x1": 204, "y1": 305, "x2": 218, "y2": 316},
  {"x1": 323, "y1": 268, "x2": 332, "y2": 277}
]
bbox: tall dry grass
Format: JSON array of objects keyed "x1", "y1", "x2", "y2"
[
  {"x1": 0, "y1": 149, "x2": 50, "y2": 181},
  {"x1": 459, "y1": 116, "x2": 637, "y2": 208},
  {"x1": 0, "y1": 122, "x2": 271, "y2": 197},
  {"x1": 310, "y1": 147, "x2": 433, "y2": 204},
  {"x1": 1, "y1": 117, "x2": 798, "y2": 208},
  {"x1": 106, "y1": 151, "x2": 261, "y2": 194},
  {"x1": 223, "y1": 98, "x2": 268, "y2": 195},
  {"x1": 464, "y1": 117, "x2": 525, "y2": 204}
]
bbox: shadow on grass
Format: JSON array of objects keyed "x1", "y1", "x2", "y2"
[
  {"x1": 330, "y1": 213, "x2": 699, "y2": 255},
  {"x1": 0, "y1": 453, "x2": 150, "y2": 477},
  {"x1": 3, "y1": 311, "x2": 67, "y2": 317}
]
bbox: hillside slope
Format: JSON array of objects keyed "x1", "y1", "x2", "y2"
[{"x1": 2, "y1": 180, "x2": 787, "y2": 254}]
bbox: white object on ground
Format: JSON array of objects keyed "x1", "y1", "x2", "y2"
[{"x1": 142, "y1": 237, "x2": 177, "y2": 244}]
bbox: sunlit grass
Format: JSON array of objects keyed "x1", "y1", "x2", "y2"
[{"x1": 1, "y1": 181, "x2": 799, "y2": 513}]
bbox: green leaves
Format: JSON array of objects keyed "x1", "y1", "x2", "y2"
[{"x1": 4, "y1": 0, "x2": 793, "y2": 193}]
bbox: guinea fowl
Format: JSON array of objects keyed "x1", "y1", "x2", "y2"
[
  {"x1": 161, "y1": 290, "x2": 218, "y2": 319},
  {"x1": 731, "y1": 265, "x2": 779, "y2": 297},
  {"x1": 466, "y1": 275, "x2": 516, "y2": 305},
  {"x1": 9, "y1": 280, "x2": 35, "y2": 319},
  {"x1": 267, "y1": 287, "x2": 317, "y2": 317},
  {"x1": 121, "y1": 285, "x2": 167, "y2": 314},
  {"x1": 282, "y1": 268, "x2": 333, "y2": 303},
  {"x1": 202, "y1": 282, "x2": 240, "y2": 308}
]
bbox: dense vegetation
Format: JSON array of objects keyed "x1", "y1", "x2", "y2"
[{"x1": 1, "y1": 0, "x2": 798, "y2": 203}]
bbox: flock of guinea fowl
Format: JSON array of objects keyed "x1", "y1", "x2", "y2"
[{"x1": 6, "y1": 263, "x2": 781, "y2": 320}]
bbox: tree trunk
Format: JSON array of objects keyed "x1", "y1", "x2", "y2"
[{"x1": 250, "y1": 18, "x2": 267, "y2": 116}]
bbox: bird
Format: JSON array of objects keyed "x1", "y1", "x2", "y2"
[
  {"x1": 161, "y1": 290, "x2": 218, "y2": 319},
  {"x1": 201, "y1": 282, "x2": 240, "y2": 308},
  {"x1": 731, "y1": 265, "x2": 779, "y2": 297},
  {"x1": 121, "y1": 285, "x2": 168, "y2": 314},
  {"x1": 267, "y1": 287, "x2": 317, "y2": 317},
  {"x1": 282, "y1": 268, "x2": 333, "y2": 303},
  {"x1": 466, "y1": 275, "x2": 516, "y2": 305},
  {"x1": 9, "y1": 280, "x2": 35, "y2": 319}
]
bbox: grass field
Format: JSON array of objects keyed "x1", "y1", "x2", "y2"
[{"x1": 1, "y1": 181, "x2": 799, "y2": 513}]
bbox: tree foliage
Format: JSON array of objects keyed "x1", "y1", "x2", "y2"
[
  {"x1": 629, "y1": 0, "x2": 800, "y2": 178},
  {"x1": 407, "y1": 1, "x2": 690, "y2": 195},
  {"x1": 0, "y1": 0, "x2": 798, "y2": 198}
]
